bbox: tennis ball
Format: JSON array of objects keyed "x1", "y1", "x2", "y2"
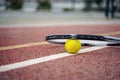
[{"x1": 65, "y1": 39, "x2": 81, "y2": 54}]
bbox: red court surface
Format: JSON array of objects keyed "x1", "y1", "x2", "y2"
[{"x1": 0, "y1": 24, "x2": 120, "y2": 80}]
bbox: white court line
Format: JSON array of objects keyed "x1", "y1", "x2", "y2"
[
  {"x1": 0, "y1": 21, "x2": 120, "y2": 28},
  {"x1": 0, "y1": 46, "x2": 107, "y2": 72}
]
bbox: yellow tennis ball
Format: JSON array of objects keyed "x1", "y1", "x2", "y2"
[{"x1": 65, "y1": 39, "x2": 81, "y2": 54}]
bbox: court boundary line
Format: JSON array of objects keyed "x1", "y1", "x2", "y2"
[
  {"x1": 0, "y1": 46, "x2": 107, "y2": 72},
  {"x1": 0, "y1": 21, "x2": 120, "y2": 28},
  {"x1": 0, "y1": 41, "x2": 49, "y2": 51}
]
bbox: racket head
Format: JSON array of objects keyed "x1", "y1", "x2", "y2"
[{"x1": 46, "y1": 34, "x2": 120, "y2": 46}]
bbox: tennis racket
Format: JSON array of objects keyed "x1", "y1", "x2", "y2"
[{"x1": 46, "y1": 34, "x2": 120, "y2": 46}]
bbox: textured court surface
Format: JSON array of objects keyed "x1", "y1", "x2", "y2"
[{"x1": 0, "y1": 24, "x2": 120, "y2": 80}]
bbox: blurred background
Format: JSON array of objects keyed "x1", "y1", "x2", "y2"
[
  {"x1": 0, "y1": 0, "x2": 106, "y2": 12},
  {"x1": 0, "y1": 0, "x2": 120, "y2": 27}
]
